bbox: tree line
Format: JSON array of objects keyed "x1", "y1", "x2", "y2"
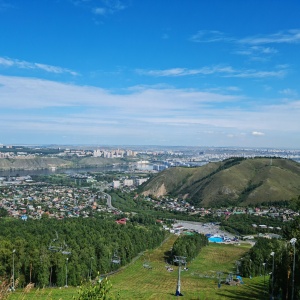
[
  {"x1": 0, "y1": 216, "x2": 166, "y2": 288},
  {"x1": 239, "y1": 216, "x2": 300, "y2": 299}
]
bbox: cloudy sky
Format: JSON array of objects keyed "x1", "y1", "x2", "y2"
[{"x1": 0, "y1": 0, "x2": 300, "y2": 148}]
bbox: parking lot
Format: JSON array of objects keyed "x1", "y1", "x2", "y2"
[{"x1": 174, "y1": 220, "x2": 236, "y2": 240}]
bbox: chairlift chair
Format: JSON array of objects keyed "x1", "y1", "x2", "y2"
[
  {"x1": 48, "y1": 245, "x2": 62, "y2": 252},
  {"x1": 111, "y1": 251, "x2": 121, "y2": 264},
  {"x1": 143, "y1": 260, "x2": 151, "y2": 269},
  {"x1": 48, "y1": 238, "x2": 62, "y2": 252},
  {"x1": 61, "y1": 241, "x2": 71, "y2": 255},
  {"x1": 48, "y1": 231, "x2": 62, "y2": 252},
  {"x1": 48, "y1": 232, "x2": 71, "y2": 255}
]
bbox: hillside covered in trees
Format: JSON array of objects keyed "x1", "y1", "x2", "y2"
[
  {"x1": 238, "y1": 216, "x2": 300, "y2": 299},
  {"x1": 141, "y1": 157, "x2": 300, "y2": 207},
  {"x1": 0, "y1": 216, "x2": 166, "y2": 287}
]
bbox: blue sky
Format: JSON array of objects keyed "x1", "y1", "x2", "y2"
[{"x1": 0, "y1": 0, "x2": 300, "y2": 148}]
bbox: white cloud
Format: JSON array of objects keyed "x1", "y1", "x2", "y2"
[
  {"x1": 203, "y1": 86, "x2": 241, "y2": 94},
  {"x1": 137, "y1": 66, "x2": 236, "y2": 77},
  {"x1": 137, "y1": 65, "x2": 287, "y2": 79},
  {"x1": 227, "y1": 69, "x2": 286, "y2": 79},
  {"x1": 92, "y1": 0, "x2": 126, "y2": 15},
  {"x1": 0, "y1": 57, "x2": 14, "y2": 66},
  {"x1": 252, "y1": 131, "x2": 265, "y2": 136},
  {"x1": 190, "y1": 30, "x2": 233, "y2": 43},
  {"x1": 0, "y1": 57, "x2": 78, "y2": 76},
  {"x1": 190, "y1": 29, "x2": 299, "y2": 63},
  {"x1": 1, "y1": 75, "x2": 299, "y2": 147},
  {"x1": 239, "y1": 29, "x2": 300, "y2": 45},
  {"x1": 279, "y1": 88, "x2": 298, "y2": 97},
  {"x1": 226, "y1": 86, "x2": 241, "y2": 91},
  {"x1": 93, "y1": 7, "x2": 107, "y2": 15},
  {"x1": 109, "y1": 0, "x2": 126, "y2": 11},
  {"x1": 235, "y1": 46, "x2": 278, "y2": 61},
  {"x1": 191, "y1": 29, "x2": 300, "y2": 45},
  {"x1": 0, "y1": 75, "x2": 240, "y2": 110},
  {"x1": 257, "y1": 47, "x2": 278, "y2": 54}
]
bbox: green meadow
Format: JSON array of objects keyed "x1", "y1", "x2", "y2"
[{"x1": 8, "y1": 235, "x2": 269, "y2": 300}]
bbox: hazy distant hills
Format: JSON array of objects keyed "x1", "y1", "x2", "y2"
[
  {"x1": 0, "y1": 157, "x2": 122, "y2": 171},
  {"x1": 141, "y1": 158, "x2": 300, "y2": 207}
]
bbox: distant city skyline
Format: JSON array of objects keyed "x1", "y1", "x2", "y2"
[{"x1": 0, "y1": 0, "x2": 300, "y2": 148}]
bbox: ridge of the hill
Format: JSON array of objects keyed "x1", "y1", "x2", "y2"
[
  {"x1": 141, "y1": 157, "x2": 300, "y2": 207},
  {"x1": 0, "y1": 156, "x2": 122, "y2": 171}
]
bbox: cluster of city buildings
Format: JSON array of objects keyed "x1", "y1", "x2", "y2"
[
  {"x1": 55, "y1": 148, "x2": 138, "y2": 158},
  {"x1": 93, "y1": 149, "x2": 137, "y2": 158},
  {"x1": 0, "y1": 145, "x2": 139, "y2": 159},
  {"x1": 0, "y1": 171, "x2": 152, "y2": 220},
  {"x1": 1, "y1": 172, "x2": 299, "y2": 236},
  {"x1": 112, "y1": 177, "x2": 148, "y2": 189},
  {"x1": 188, "y1": 148, "x2": 300, "y2": 164},
  {"x1": 0, "y1": 152, "x2": 36, "y2": 158},
  {"x1": 0, "y1": 184, "x2": 110, "y2": 220},
  {"x1": 143, "y1": 195, "x2": 299, "y2": 223},
  {"x1": 0, "y1": 175, "x2": 34, "y2": 185},
  {"x1": 1, "y1": 145, "x2": 300, "y2": 169}
]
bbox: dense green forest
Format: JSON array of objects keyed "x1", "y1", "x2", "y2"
[
  {"x1": 0, "y1": 216, "x2": 166, "y2": 288},
  {"x1": 239, "y1": 217, "x2": 300, "y2": 299},
  {"x1": 170, "y1": 233, "x2": 208, "y2": 263}
]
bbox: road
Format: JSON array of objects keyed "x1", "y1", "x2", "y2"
[{"x1": 104, "y1": 192, "x2": 116, "y2": 210}]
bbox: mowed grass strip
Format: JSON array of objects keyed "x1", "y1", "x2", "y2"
[
  {"x1": 7, "y1": 286, "x2": 78, "y2": 300},
  {"x1": 110, "y1": 237, "x2": 267, "y2": 299}
]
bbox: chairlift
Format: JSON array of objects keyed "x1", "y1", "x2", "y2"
[
  {"x1": 111, "y1": 251, "x2": 121, "y2": 264},
  {"x1": 48, "y1": 245, "x2": 62, "y2": 252},
  {"x1": 142, "y1": 253, "x2": 152, "y2": 269},
  {"x1": 48, "y1": 232, "x2": 71, "y2": 255},
  {"x1": 48, "y1": 232, "x2": 62, "y2": 252},
  {"x1": 143, "y1": 259, "x2": 152, "y2": 269},
  {"x1": 173, "y1": 256, "x2": 186, "y2": 266},
  {"x1": 61, "y1": 241, "x2": 71, "y2": 255}
]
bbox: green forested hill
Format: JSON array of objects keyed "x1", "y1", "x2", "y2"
[{"x1": 141, "y1": 157, "x2": 300, "y2": 207}]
